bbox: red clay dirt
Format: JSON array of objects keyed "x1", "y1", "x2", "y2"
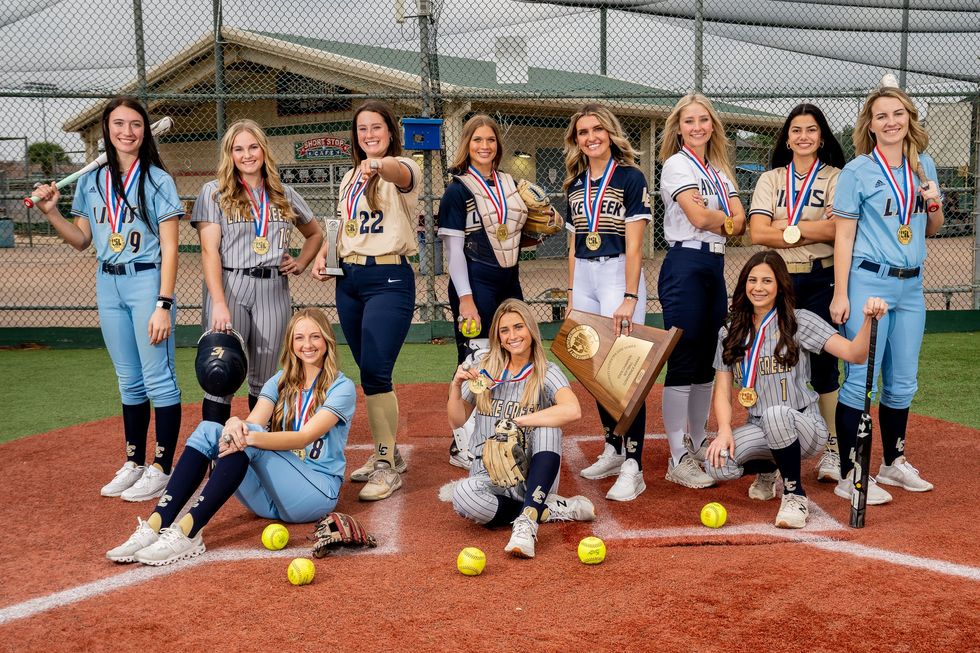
[{"x1": 1, "y1": 383, "x2": 978, "y2": 652}]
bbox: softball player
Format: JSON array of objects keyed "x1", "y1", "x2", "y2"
[
  {"x1": 311, "y1": 101, "x2": 420, "y2": 502},
  {"x1": 438, "y1": 114, "x2": 528, "y2": 468},
  {"x1": 192, "y1": 119, "x2": 323, "y2": 425},
  {"x1": 563, "y1": 103, "x2": 652, "y2": 502},
  {"x1": 658, "y1": 93, "x2": 746, "y2": 490},
  {"x1": 107, "y1": 308, "x2": 355, "y2": 566},
  {"x1": 706, "y1": 252, "x2": 886, "y2": 528},
  {"x1": 748, "y1": 104, "x2": 846, "y2": 483},
  {"x1": 449, "y1": 299, "x2": 592, "y2": 558},
  {"x1": 33, "y1": 97, "x2": 182, "y2": 502},
  {"x1": 830, "y1": 85, "x2": 944, "y2": 503}
]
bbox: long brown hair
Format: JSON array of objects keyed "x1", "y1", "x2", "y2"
[
  {"x1": 475, "y1": 299, "x2": 549, "y2": 415},
  {"x1": 722, "y1": 250, "x2": 799, "y2": 369},
  {"x1": 562, "y1": 103, "x2": 638, "y2": 193},
  {"x1": 349, "y1": 101, "x2": 403, "y2": 209},
  {"x1": 448, "y1": 114, "x2": 504, "y2": 175},
  {"x1": 853, "y1": 86, "x2": 930, "y2": 182},
  {"x1": 215, "y1": 120, "x2": 295, "y2": 223},
  {"x1": 658, "y1": 94, "x2": 736, "y2": 185},
  {"x1": 271, "y1": 308, "x2": 340, "y2": 431}
]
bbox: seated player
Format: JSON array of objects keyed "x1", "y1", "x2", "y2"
[
  {"x1": 107, "y1": 308, "x2": 355, "y2": 565},
  {"x1": 706, "y1": 251, "x2": 886, "y2": 528},
  {"x1": 448, "y1": 299, "x2": 593, "y2": 558}
]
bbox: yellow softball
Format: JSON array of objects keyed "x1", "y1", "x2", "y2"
[
  {"x1": 459, "y1": 318, "x2": 481, "y2": 339},
  {"x1": 287, "y1": 557, "x2": 315, "y2": 586},
  {"x1": 577, "y1": 536, "x2": 606, "y2": 564},
  {"x1": 261, "y1": 523, "x2": 290, "y2": 551},
  {"x1": 700, "y1": 502, "x2": 727, "y2": 529},
  {"x1": 456, "y1": 547, "x2": 486, "y2": 576}
]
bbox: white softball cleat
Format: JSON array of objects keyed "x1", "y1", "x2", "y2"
[
  {"x1": 121, "y1": 465, "x2": 170, "y2": 502},
  {"x1": 748, "y1": 471, "x2": 779, "y2": 501},
  {"x1": 545, "y1": 494, "x2": 596, "y2": 522},
  {"x1": 106, "y1": 518, "x2": 159, "y2": 563},
  {"x1": 834, "y1": 476, "x2": 893, "y2": 505},
  {"x1": 774, "y1": 493, "x2": 809, "y2": 529},
  {"x1": 876, "y1": 456, "x2": 934, "y2": 492},
  {"x1": 816, "y1": 450, "x2": 841, "y2": 483},
  {"x1": 505, "y1": 514, "x2": 538, "y2": 559},
  {"x1": 665, "y1": 454, "x2": 715, "y2": 489},
  {"x1": 134, "y1": 525, "x2": 205, "y2": 566},
  {"x1": 101, "y1": 461, "x2": 145, "y2": 497},
  {"x1": 606, "y1": 458, "x2": 647, "y2": 501},
  {"x1": 580, "y1": 443, "x2": 625, "y2": 480}
]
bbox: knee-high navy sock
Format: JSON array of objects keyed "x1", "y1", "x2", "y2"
[
  {"x1": 122, "y1": 400, "x2": 151, "y2": 465},
  {"x1": 248, "y1": 394, "x2": 259, "y2": 411},
  {"x1": 186, "y1": 450, "x2": 250, "y2": 537},
  {"x1": 836, "y1": 402, "x2": 863, "y2": 478},
  {"x1": 623, "y1": 404, "x2": 646, "y2": 469},
  {"x1": 153, "y1": 447, "x2": 211, "y2": 530},
  {"x1": 522, "y1": 451, "x2": 560, "y2": 522},
  {"x1": 770, "y1": 440, "x2": 805, "y2": 496},
  {"x1": 485, "y1": 495, "x2": 524, "y2": 528},
  {"x1": 742, "y1": 459, "x2": 778, "y2": 475},
  {"x1": 596, "y1": 403, "x2": 623, "y2": 454},
  {"x1": 878, "y1": 404, "x2": 909, "y2": 465},
  {"x1": 201, "y1": 398, "x2": 231, "y2": 426},
  {"x1": 152, "y1": 403, "x2": 181, "y2": 474}
]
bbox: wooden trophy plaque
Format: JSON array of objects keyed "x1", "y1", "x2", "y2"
[{"x1": 551, "y1": 310, "x2": 681, "y2": 436}]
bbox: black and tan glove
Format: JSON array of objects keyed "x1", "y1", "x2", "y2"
[
  {"x1": 311, "y1": 512, "x2": 378, "y2": 558},
  {"x1": 481, "y1": 418, "x2": 529, "y2": 488}
]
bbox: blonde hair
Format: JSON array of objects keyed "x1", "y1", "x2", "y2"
[
  {"x1": 271, "y1": 308, "x2": 340, "y2": 431},
  {"x1": 475, "y1": 299, "x2": 549, "y2": 415},
  {"x1": 215, "y1": 120, "x2": 295, "y2": 222},
  {"x1": 449, "y1": 114, "x2": 504, "y2": 175},
  {"x1": 853, "y1": 87, "x2": 930, "y2": 181},
  {"x1": 658, "y1": 94, "x2": 736, "y2": 185},
  {"x1": 563, "y1": 103, "x2": 638, "y2": 193}
]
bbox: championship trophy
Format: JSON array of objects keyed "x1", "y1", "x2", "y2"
[
  {"x1": 321, "y1": 217, "x2": 344, "y2": 277},
  {"x1": 551, "y1": 310, "x2": 681, "y2": 436}
]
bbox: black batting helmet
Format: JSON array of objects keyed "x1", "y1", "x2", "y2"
[{"x1": 195, "y1": 329, "x2": 248, "y2": 397}]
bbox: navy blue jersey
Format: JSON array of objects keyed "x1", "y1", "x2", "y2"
[
  {"x1": 437, "y1": 178, "x2": 502, "y2": 268},
  {"x1": 565, "y1": 165, "x2": 651, "y2": 259}
]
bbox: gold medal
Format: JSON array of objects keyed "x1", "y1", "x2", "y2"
[
  {"x1": 252, "y1": 236, "x2": 270, "y2": 255},
  {"x1": 783, "y1": 225, "x2": 801, "y2": 244},
  {"x1": 108, "y1": 232, "x2": 125, "y2": 253},
  {"x1": 468, "y1": 377, "x2": 489, "y2": 395},
  {"x1": 724, "y1": 217, "x2": 735, "y2": 236},
  {"x1": 738, "y1": 387, "x2": 758, "y2": 408},
  {"x1": 585, "y1": 232, "x2": 601, "y2": 251},
  {"x1": 345, "y1": 219, "x2": 358, "y2": 238},
  {"x1": 897, "y1": 224, "x2": 912, "y2": 245},
  {"x1": 496, "y1": 224, "x2": 508, "y2": 241}
]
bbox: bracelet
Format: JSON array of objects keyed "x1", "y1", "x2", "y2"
[
  {"x1": 567, "y1": 287, "x2": 573, "y2": 292},
  {"x1": 623, "y1": 293, "x2": 638, "y2": 301},
  {"x1": 156, "y1": 295, "x2": 174, "y2": 311}
]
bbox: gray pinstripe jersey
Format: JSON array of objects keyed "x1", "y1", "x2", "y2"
[
  {"x1": 190, "y1": 180, "x2": 315, "y2": 269},
  {"x1": 714, "y1": 309, "x2": 837, "y2": 418},
  {"x1": 460, "y1": 360, "x2": 570, "y2": 474}
]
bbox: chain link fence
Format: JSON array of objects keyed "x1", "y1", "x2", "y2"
[{"x1": 1, "y1": 1, "x2": 977, "y2": 333}]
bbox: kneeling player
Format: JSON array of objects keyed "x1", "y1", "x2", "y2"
[{"x1": 448, "y1": 299, "x2": 593, "y2": 558}]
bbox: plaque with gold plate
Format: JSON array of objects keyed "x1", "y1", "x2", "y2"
[{"x1": 551, "y1": 310, "x2": 681, "y2": 436}]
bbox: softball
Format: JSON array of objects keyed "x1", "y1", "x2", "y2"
[
  {"x1": 459, "y1": 318, "x2": 481, "y2": 339},
  {"x1": 577, "y1": 536, "x2": 606, "y2": 565},
  {"x1": 700, "y1": 502, "x2": 727, "y2": 529},
  {"x1": 261, "y1": 523, "x2": 289, "y2": 551},
  {"x1": 287, "y1": 557, "x2": 315, "y2": 586},
  {"x1": 456, "y1": 547, "x2": 486, "y2": 576}
]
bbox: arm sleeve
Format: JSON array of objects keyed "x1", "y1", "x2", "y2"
[
  {"x1": 286, "y1": 185, "x2": 316, "y2": 225},
  {"x1": 319, "y1": 376, "x2": 357, "y2": 425},
  {"x1": 796, "y1": 309, "x2": 838, "y2": 354},
  {"x1": 832, "y1": 163, "x2": 862, "y2": 220},
  {"x1": 444, "y1": 234, "x2": 472, "y2": 297},
  {"x1": 151, "y1": 169, "x2": 184, "y2": 223},
  {"x1": 661, "y1": 156, "x2": 697, "y2": 201},
  {"x1": 749, "y1": 169, "x2": 776, "y2": 218},
  {"x1": 623, "y1": 167, "x2": 653, "y2": 223}
]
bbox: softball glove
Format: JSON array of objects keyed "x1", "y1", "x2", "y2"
[
  {"x1": 311, "y1": 512, "x2": 377, "y2": 558},
  {"x1": 482, "y1": 418, "x2": 529, "y2": 488}
]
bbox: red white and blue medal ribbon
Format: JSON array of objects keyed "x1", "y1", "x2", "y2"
[
  {"x1": 682, "y1": 145, "x2": 731, "y2": 217},
  {"x1": 785, "y1": 159, "x2": 822, "y2": 227},
  {"x1": 740, "y1": 308, "x2": 777, "y2": 391},
  {"x1": 478, "y1": 362, "x2": 534, "y2": 388},
  {"x1": 583, "y1": 158, "x2": 616, "y2": 233},
  {"x1": 290, "y1": 373, "x2": 321, "y2": 431},
  {"x1": 467, "y1": 165, "x2": 508, "y2": 226},
  {"x1": 344, "y1": 172, "x2": 367, "y2": 220},
  {"x1": 242, "y1": 180, "x2": 270, "y2": 240},
  {"x1": 103, "y1": 159, "x2": 140, "y2": 235},
  {"x1": 871, "y1": 146, "x2": 915, "y2": 228}
]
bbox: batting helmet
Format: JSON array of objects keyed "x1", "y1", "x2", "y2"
[{"x1": 195, "y1": 329, "x2": 248, "y2": 397}]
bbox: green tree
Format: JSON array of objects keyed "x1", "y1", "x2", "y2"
[
  {"x1": 835, "y1": 126, "x2": 856, "y2": 161},
  {"x1": 28, "y1": 141, "x2": 70, "y2": 177}
]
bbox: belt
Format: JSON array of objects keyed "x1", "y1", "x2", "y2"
[
  {"x1": 100, "y1": 261, "x2": 158, "y2": 275},
  {"x1": 786, "y1": 256, "x2": 834, "y2": 275},
  {"x1": 671, "y1": 240, "x2": 725, "y2": 255},
  {"x1": 858, "y1": 260, "x2": 920, "y2": 279},
  {"x1": 580, "y1": 254, "x2": 624, "y2": 263},
  {"x1": 342, "y1": 254, "x2": 407, "y2": 266},
  {"x1": 223, "y1": 266, "x2": 281, "y2": 279}
]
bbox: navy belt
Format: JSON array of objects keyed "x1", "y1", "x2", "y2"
[
  {"x1": 858, "y1": 260, "x2": 920, "y2": 279},
  {"x1": 223, "y1": 266, "x2": 281, "y2": 278},
  {"x1": 101, "y1": 261, "x2": 158, "y2": 275}
]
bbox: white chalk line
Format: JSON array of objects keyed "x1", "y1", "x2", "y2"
[{"x1": 0, "y1": 445, "x2": 408, "y2": 626}]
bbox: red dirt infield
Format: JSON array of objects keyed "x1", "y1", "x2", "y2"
[{"x1": 1, "y1": 383, "x2": 978, "y2": 652}]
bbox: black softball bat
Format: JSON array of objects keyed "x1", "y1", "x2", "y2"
[{"x1": 850, "y1": 316, "x2": 878, "y2": 528}]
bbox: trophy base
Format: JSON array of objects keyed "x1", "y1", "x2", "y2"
[{"x1": 320, "y1": 267, "x2": 344, "y2": 277}]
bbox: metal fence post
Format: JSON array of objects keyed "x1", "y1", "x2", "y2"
[
  {"x1": 132, "y1": 0, "x2": 148, "y2": 105},
  {"x1": 973, "y1": 91, "x2": 980, "y2": 309},
  {"x1": 213, "y1": 0, "x2": 226, "y2": 140},
  {"x1": 419, "y1": 0, "x2": 437, "y2": 326},
  {"x1": 694, "y1": 0, "x2": 704, "y2": 92}
]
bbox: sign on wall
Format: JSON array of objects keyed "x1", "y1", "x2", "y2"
[{"x1": 294, "y1": 136, "x2": 351, "y2": 161}]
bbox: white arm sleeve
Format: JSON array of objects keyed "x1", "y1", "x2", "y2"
[{"x1": 443, "y1": 234, "x2": 472, "y2": 297}]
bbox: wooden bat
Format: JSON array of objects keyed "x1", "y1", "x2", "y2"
[
  {"x1": 849, "y1": 317, "x2": 879, "y2": 528},
  {"x1": 24, "y1": 116, "x2": 173, "y2": 208}
]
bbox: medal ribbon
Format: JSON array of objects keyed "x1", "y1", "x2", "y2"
[
  {"x1": 583, "y1": 158, "x2": 617, "y2": 233},
  {"x1": 785, "y1": 159, "x2": 822, "y2": 227},
  {"x1": 241, "y1": 180, "x2": 270, "y2": 240},
  {"x1": 103, "y1": 159, "x2": 140, "y2": 235},
  {"x1": 681, "y1": 145, "x2": 731, "y2": 217},
  {"x1": 740, "y1": 308, "x2": 777, "y2": 391},
  {"x1": 290, "y1": 373, "x2": 321, "y2": 432},
  {"x1": 871, "y1": 146, "x2": 915, "y2": 227},
  {"x1": 344, "y1": 172, "x2": 368, "y2": 221},
  {"x1": 467, "y1": 166, "x2": 508, "y2": 225},
  {"x1": 478, "y1": 362, "x2": 534, "y2": 387}
]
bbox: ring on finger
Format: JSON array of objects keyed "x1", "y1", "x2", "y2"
[
  {"x1": 222, "y1": 434, "x2": 232, "y2": 444},
  {"x1": 620, "y1": 319, "x2": 630, "y2": 329}
]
